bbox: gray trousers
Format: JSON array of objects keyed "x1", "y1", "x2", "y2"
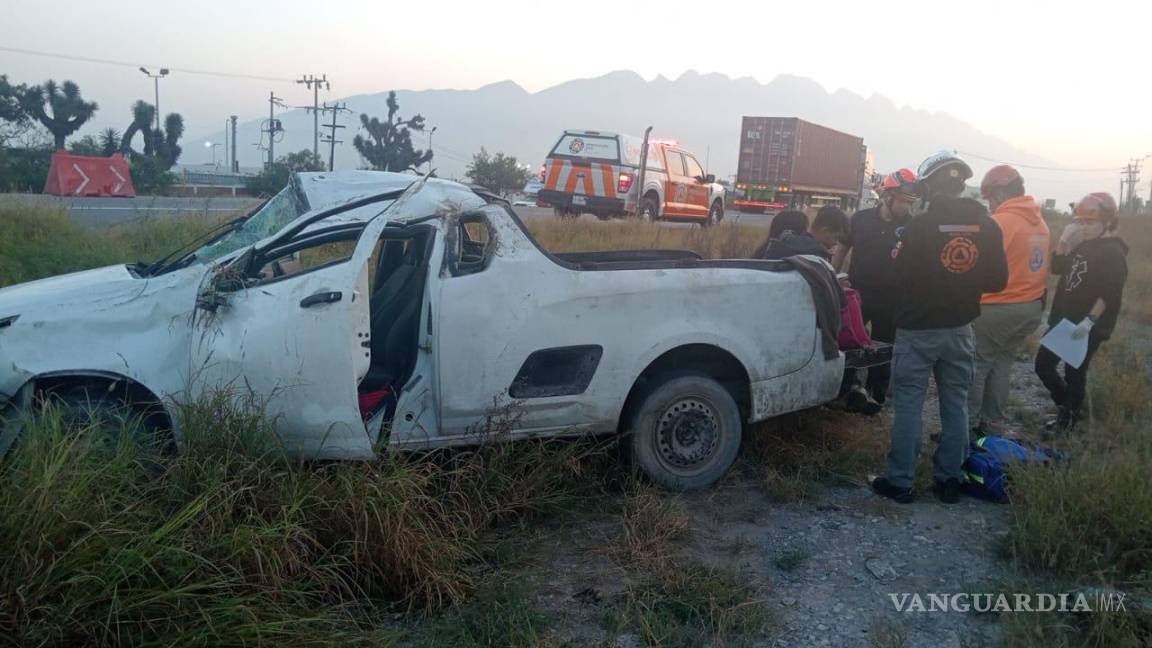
[
  {"x1": 969, "y1": 300, "x2": 1043, "y2": 430},
  {"x1": 885, "y1": 326, "x2": 975, "y2": 489}
]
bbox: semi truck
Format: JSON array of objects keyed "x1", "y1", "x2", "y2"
[{"x1": 734, "y1": 117, "x2": 866, "y2": 213}]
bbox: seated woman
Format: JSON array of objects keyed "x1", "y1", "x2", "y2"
[{"x1": 756, "y1": 207, "x2": 881, "y2": 415}]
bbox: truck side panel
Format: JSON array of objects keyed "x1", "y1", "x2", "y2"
[
  {"x1": 791, "y1": 120, "x2": 865, "y2": 194},
  {"x1": 419, "y1": 206, "x2": 825, "y2": 448}
]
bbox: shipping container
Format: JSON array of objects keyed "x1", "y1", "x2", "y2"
[{"x1": 734, "y1": 117, "x2": 865, "y2": 212}]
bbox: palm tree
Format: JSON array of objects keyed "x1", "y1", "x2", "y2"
[
  {"x1": 22, "y1": 79, "x2": 98, "y2": 149},
  {"x1": 99, "y1": 127, "x2": 121, "y2": 156}
]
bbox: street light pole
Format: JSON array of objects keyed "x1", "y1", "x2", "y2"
[
  {"x1": 138, "y1": 67, "x2": 170, "y2": 132},
  {"x1": 205, "y1": 141, "x2": 221, "y2": 167}
]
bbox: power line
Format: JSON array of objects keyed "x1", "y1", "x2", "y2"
[
  {"x1": 955, "y1": 149, "x2": 1122, "y2": 173},
  {"x1": 0, "y1": 45, "x2": 295, "y2": 83}
]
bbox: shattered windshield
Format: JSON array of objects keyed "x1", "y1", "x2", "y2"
[{"x1": 192, "y1": 184, "x2": 307, "y2": 264}]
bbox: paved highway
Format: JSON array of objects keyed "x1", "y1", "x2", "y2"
[
  {"x1": 1, "y1": 194, "x2": 773, "y2": 228},
  {"x1": 0, "y1": 194, "x2": 262, "y2": 226}
]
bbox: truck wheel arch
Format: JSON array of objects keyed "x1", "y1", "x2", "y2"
[
  {"x1": 23, "y1": 371, "x2": 174, "y2": 433},
  {"x1": 617, "y1": 343, "x2": 751, "y2": 433}
]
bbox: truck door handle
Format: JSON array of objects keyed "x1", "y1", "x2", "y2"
[{"x1": 300, "y1": 291, "x2": 342, "y2": 308}]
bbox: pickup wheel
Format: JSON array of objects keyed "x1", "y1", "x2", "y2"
[
  {"x1": 704, "y1": 200, "x2": 723, "y2": 227},
  {"x1": 626, "y1": 373, "x2": 742, "y2": 491},
  {"x1": 640, "y1": 195, "x2": 659, "y2": 222},
  {"x1": 554, "y1": 207, "x2": 578, "y2": 220}
]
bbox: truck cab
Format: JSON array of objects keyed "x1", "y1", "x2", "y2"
[{"x1": 539, "y1": 130, "x2": 726, "y2": 226}]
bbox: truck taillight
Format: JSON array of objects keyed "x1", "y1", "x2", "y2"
[{"x1": 617, "y1": 172, "x2": 634, "y2": 193}]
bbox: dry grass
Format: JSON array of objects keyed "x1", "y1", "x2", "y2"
[{"x1": 524, "y1": 219, "x2": 767, "y2": 259}]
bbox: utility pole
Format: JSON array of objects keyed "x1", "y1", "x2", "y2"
[
  {"x1": 1121, "y1": 159, "x2": 1142, "y2": 215},
  {"x1": 263, "y1": 91, "x2": 284, "y2": 169},
  {"x1": 230, "y1": 115, "x2": 238, "y2": 173},
  {"x1": 320, "y1": 102, "x2": 348, "y2": 172},
  {"x1": 296, "y1": 74, "x2": 329, "y2": 161}
]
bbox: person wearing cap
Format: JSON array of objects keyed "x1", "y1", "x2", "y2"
[
  {"x1": 968, "y1": 166, "x2": 1051, "y2": 436},
  {"x1": 833, "y1": 169, "x2": 919, "y2": 404},
  {"x1": 871, "y1": 151, "x2": 1008, "y2": 504},
  {"x1": 1034, "y1": 192, "x2": 1128, "y2": 432}
]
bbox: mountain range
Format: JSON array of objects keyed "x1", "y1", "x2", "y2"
[{"x1": 192, "y1": 70, "x2": 1056, "y2": 198}]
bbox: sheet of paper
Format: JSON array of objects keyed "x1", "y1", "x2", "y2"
[{"x1": 1040, "y1": 319, "x2": 1090, "y2": 369}]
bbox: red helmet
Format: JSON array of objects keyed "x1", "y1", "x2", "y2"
[
  {"x1": 980, "y1": 165, "x2": 1022, "y2": 198},
  {"x1": 879, "y1": 168, "x2": 918, "y2": 196}
]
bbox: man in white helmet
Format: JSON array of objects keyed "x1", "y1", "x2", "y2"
[{"x1": 871, "y1": 151, "x2": 1008, "y2": 504}]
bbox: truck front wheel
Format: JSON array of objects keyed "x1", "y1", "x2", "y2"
[{"x1": 625, "y1": 373, "x2": 742, "y2": 491}]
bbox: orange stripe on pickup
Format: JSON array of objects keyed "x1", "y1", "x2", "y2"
[
  {"x1": 600, "y1": 163, "x2": 616, "y2": 199},
  {"x1": 545, "y1": 159, "x2": 564, "y2": 191}
]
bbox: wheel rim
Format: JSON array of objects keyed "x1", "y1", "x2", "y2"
[
  {"x1": 654, "y1": 397, "x2": 721, "y2": 474},
  {"x1": 642, "y1": 203, "x2": 655, "y2": 221}
]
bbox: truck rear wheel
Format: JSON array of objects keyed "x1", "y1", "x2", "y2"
[
  {"x1": 640, "y1": 195, "x2": 659, "y2": 222},
  {"x1": 705, "y1": 200, "x2": 724, "y2": 227},
  {"x1": 554, "y1": 207, "x2": 578, "y2": 220},
  {"x1": 625, "y1": 373, "x2": 742, "y2": 491}
]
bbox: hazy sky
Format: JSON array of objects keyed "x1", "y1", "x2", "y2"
[{"x1": 4, "y1": 0, "x2": 1151, "y2": 191}]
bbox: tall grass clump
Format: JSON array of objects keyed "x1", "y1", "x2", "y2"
[
  {"x1": 0, "y1": 205, "x2": 220, "y2": 287},
  {"x1": 0, "y1": 389, "x2": 604, "y2": 645},
  {"x1": 1004, "y1": 216, "x2": 1152, "y2": 644}
]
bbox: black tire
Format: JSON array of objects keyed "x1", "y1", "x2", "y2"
[
  {"x1": 640, "y1": 195, "x2": 660, "y2": 222},
  {"x1": 596, "y1": 213, "x2": 612, "y2": 221},
  {"x1": 706, "y1": 200, "x2": 724, "y2": 227},
  {"x1": 625, "y1": 373, "x2": 742, "y2": 491},
  {"x1": 554, "y1": 207, "x2": 577, "y2": 220}
]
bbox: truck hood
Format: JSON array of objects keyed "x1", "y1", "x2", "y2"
[{"x1": 0, "y1": 263, "x2": 205, "y2": 326}]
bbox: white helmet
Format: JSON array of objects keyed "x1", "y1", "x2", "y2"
[{"x1": 917, "y1": 150, "x2": 973, "y2": 183}]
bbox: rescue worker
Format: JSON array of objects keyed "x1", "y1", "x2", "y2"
[
  {"x1": 969, "y1": 166, "x2": 1051, "y2": 436},
  {"x1": 1035, "y1": 192, "x2": 1128, "y2": 432},
  {"x1": 871, "y1": 152, "x2": 1008, "y2": 504},
  {"x1": 833, "y1": 169, "x2": 919, "y2": 404}
]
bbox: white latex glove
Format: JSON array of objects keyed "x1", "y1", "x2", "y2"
[{"x1": 1071, "y1": 317, "x2": 1094, "y2": 340}]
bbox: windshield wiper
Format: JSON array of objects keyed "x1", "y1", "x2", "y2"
[{"x1": 141, "y1": 216, "x2": 249, "y2": 277}]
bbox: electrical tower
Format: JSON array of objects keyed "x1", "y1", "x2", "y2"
[{"x1": 296, "y1": 74, "x2": 330, "y2": 160}]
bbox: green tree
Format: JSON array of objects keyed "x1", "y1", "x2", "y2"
[
  {"x1": 352, "y1": 91, "x2": 431, "y2": 172},
  {"x1": 129, "y1": 155, "x2": 178, "y2": 195},
  {"x1": 120, "y1": 101, "x2": 183, "y2": 169},
  {"x1": 0, "y1": 74, "x2": 29, "y2": 129},
  {"x1": 21, "y1": 80, "x2": 98, "y2": 149},
  {"x1": 68, "y1": 134, "x2": 103, "y2": 156},
  {"x1": 465, "y1": 148, "x2": 531, "y2": 196},
  {"x1": 244, "y1": 149, "x2": 326, "y2": 196},
  {"x1": 99, "y1": 128, "x2": 121, "y2": 156}
]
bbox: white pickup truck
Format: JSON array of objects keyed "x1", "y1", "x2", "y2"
[{"x1": 0, "y1": 171, "x2": 844, "y2": 489}]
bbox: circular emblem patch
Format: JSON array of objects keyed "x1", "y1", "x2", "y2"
[
  {"x1": 1029, "y1": 245, "x2": 1044, "y2": 272},
  {"x1": 940, "y1": 236, "x2": 979, "y2": 273},
  {"x1": 569, "y1": 138, "x2": 585, "y2": 154}
]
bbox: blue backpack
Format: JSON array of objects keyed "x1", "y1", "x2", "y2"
[{"x1": 961, "y1": 435, "x2": 1057, "y2": 503}]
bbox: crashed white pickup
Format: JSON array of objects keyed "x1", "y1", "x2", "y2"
[{"x1": 0, "y1": 171, "x2": 843, "y2": 489}]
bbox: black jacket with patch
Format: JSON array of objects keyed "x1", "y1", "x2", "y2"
[
  {"x1": 1048, "y1": 236, "x2": 1128, "y2": 338},
  {"x1": 891, "y1": 197, "x2": 1009, "y2": 330}
]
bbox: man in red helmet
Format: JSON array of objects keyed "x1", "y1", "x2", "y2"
[
  {"x1": 968, "y1": 165, "x2": 1050, "y2": 436},
  {"x1": 833, "y1": 168, "x2": 919, "y2": 404},
  {"x1": 1035, "y1": 192, "x2": 1128, "y2": 432}
]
